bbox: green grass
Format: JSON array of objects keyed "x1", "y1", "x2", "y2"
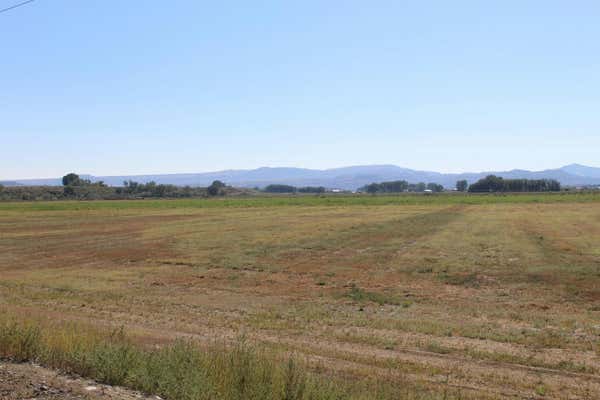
[
  {"x1": 0, "y1": 316, "x2": 467, "y2": 400},
  {"x1": 1, "y1": 191, "x2": 599, "y2": 212},
  {"x1": 345, "y1": 285, "x2": 411, "y2": 307}
]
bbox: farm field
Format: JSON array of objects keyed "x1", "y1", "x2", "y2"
[{"x1": 2, "y1": 194, "x2": 600, "y2": 399}]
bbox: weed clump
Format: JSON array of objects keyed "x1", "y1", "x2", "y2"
[{"x1": 346, "y1": 284, "x2": 410, "y2": 307}]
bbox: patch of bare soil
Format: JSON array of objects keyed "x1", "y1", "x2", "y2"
[{"x1": 0, "y1": 362, "x2": 155, "y2": 400}]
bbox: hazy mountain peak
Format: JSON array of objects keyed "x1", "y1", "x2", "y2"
[
  {"x1": 560, "y1": 163, "x2": 600, "y2": 178},
  {"x1": 5, "y1": 164, "x2": 600, "y2": 190}
]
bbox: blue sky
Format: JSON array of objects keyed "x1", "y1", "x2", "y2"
[{"x1": 1, "y1": 0, "x2": 599, "y2": 179}]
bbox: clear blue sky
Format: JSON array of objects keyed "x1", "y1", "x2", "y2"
[{"x1": 1, "y1": 0, "x2": 599, "y2": 179}]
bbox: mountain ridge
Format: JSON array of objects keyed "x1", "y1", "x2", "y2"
[{"x1": 4, "y1": 164, "x2": 600, "y2": 190}]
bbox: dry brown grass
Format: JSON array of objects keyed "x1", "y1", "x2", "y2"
[{"x1": 1, "y1": 197, "x2": 600, "y2": 398}]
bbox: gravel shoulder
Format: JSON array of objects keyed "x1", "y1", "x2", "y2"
[{"x1": 0, "y1": 362, "x2": 156, "y2": 400}]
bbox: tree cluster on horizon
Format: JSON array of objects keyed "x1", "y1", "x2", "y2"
[
  {"x1": 468, "y1": 175, "x2": 561, "y2": 192},
  {"x1": 359, "y1": 180, "x2": 445, "y2": 194},
  {"x1": 57, "y1": 173, "x2": 233, "y2": 199},
  {"x1": 262, "y1": 184, "x2": 326, "y2": 194}
]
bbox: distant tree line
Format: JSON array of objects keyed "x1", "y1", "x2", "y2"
[
  {"x1": 262, "y1": 184, "x2": 326, "y2": 194},
  {"x1": 0, "y1": 172, "x2": 570, "y2": 202},
  {"x1": 298, "y1": 186, "x2": 326, "y2": 193},
  {"x1": 468, "y1": 175, "x2": 561, "y2": 192},
  {"x1": 0, "y1": 173, "x2": 244, "y2": 201},
  {"x1": 61, "y1": 173, "x2": 110, "y2": 197},
  {"x1": 116, "y1": 177, "x2": 232, "y2": 198},
  {"x1": 359, "y1": 180, "x2": 444, "y2": 193},
  {"x1": 115, "y1": 180, "x2": 197, "y2": 198},
  {"x1": 360, "y1": 176, "x2": 561, "y2": 194}
]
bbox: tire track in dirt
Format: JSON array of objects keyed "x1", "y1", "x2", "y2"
[{"x1": 270, "y1": 206, "x2": 467, "y2": 274}]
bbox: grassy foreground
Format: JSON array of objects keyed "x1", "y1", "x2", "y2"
[
  {"x1": 0, "y1": 314, "x2": 462, "y2": 400},
  {"x1": 2, "y1": 194, "x2": 600, "y2": 398}
]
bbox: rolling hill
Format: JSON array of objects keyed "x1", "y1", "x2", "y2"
[{"x1": 5, "y1": 164, "x2": 600, "y2": 190}]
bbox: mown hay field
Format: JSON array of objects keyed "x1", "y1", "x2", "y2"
[{"x1": 2, "y1": 193, "x2": 600, "y2": 399}]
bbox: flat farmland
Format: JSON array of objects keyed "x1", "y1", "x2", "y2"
[{"x1": 2, "y1": 194, "x2": 600, "y2": 399}]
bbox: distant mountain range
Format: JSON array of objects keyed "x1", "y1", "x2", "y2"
[{"x1": 3, "y1": 164, "x2": 600, "y2": 190}]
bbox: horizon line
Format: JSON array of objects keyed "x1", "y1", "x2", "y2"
[{"x1": 2, "y1": 162, "x2": 596, "y2": 182}]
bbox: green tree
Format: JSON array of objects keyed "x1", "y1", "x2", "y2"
[
  {"x1": 123, "y1": 180, "x2": 139, "y2": 193},
  {"x1": 426, "y1": 183, "x2": 444, "y2": 192},
  {"x1": 363, "y1": 183, "x2": 381, "y2": 194},
  {"x1": 62, "y1": 173, "x2": 81, "y2": 186},
  {"x1": 470, "y1": 175, "x2": 504, "y2": 192},
  {"x1": 415, "y1": 182, "x2": 427, "y2": 192},
  {"x1": 456, "y1": 180, "x2": 468, "y2": 192},
  {"x1": 207, "y1": 180, "x2": 226, "y2": 196}
]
